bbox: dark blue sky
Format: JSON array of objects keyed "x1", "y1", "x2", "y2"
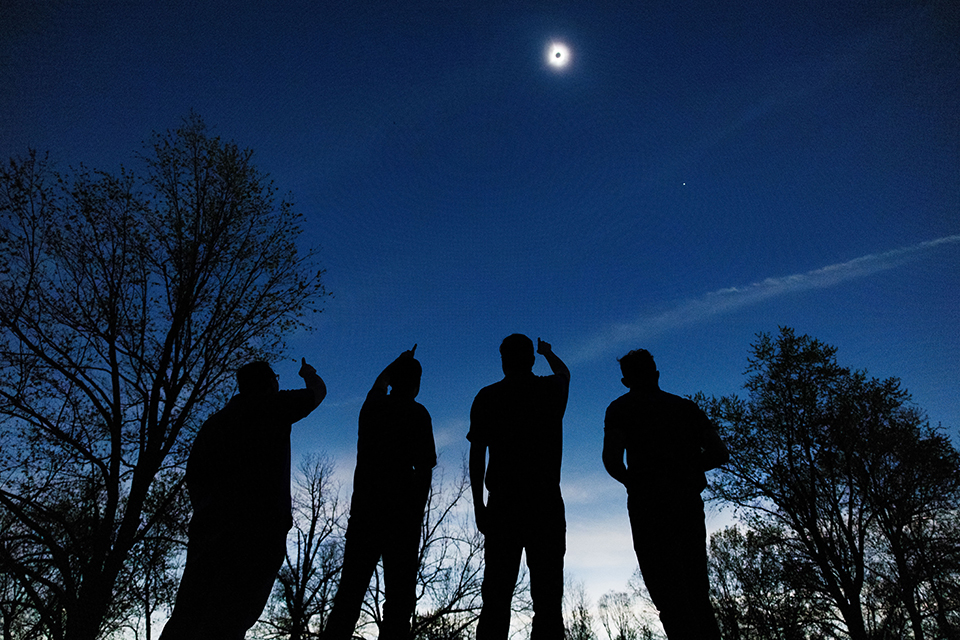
[{"x1": 4, "y1": 0, "x2": 958, "y2": 603}]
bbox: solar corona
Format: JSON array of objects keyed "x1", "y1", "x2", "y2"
[{"x1": 547, "y1": 42, "x2": 570, "y2": 68}]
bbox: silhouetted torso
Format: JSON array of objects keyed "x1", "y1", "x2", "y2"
[
  {"x1": 468, "y1": 351, "x2": 570, "y2": 640},
  {"x1": 469, "y1": 372, "x2": 568, "y2": 500},
  {"x1": 187, "y1": 389, "x2": 317, "y2": 532},
  {"x1": 323, "y1": 377, "x2": 435, "y2": 640},
  {"x1": 603, "y1": 380, "x2": 725, "y2": 640},
  {"x1": 604, "y1": 388, "x2": 712, "y2": 498},
  {"x1": 354, "y1": 388, "x2": 435, "y2": 493},
  {"x1": 162, "y1": 377, "x2": 322, "y2": 640}
]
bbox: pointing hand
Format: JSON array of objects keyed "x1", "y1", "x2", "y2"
[{"x1": 298, "y1": 357, "x2": 317, "y2": 378}]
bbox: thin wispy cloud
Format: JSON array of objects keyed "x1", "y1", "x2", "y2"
[{"x1": 570, "y1": 235, "x2": 960, "y2": 364}]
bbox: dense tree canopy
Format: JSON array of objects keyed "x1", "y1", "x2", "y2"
[{"x1": 701, "y1": 328, "x2": 960, "y2": 640}]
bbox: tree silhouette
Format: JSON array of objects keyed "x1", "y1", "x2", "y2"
[
  {"x1": 597, "y1": 589, "x2": 665, "y2": 640},
  {"x1": 708, "y1": 524, "x2": 833, "y2": 639},
  {"x1": 564, "y1": 580, "x2": 597, "y2": 640},
  {"x1": 0, "y1": 115, "x2": 328, "y2": 640},
  {"x1": 701, "y1": 327, "x2": 960, "y2": 640},
  {"x1": 409, "y1": 465, "x2": 487, "y2": 640}
]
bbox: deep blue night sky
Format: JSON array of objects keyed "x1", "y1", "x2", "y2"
[{"x1": 4, "y1": 0, "x2": 958, "y2": 612}]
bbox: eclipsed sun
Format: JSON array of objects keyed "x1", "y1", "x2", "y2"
[{"x1": 547, "y1": 42, "x2": 571, "y2": 68}]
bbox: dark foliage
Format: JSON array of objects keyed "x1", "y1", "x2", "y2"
[{"x1": 701, "y1": 328, "x2": 960, "y2": 640}]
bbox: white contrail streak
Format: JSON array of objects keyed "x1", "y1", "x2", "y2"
[{"x1": 569, "y1": 235, "x2": 960, "y2": 363}]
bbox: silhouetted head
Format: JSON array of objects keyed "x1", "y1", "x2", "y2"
[
  {"x1": 618, "y1": 349, "x2": 659, "y2": 389},
  {"x1": 237, "y1": 361, "x2": 279, "y2": 396},
  {"x1": 500, "y1": 334, "x2": 535, "y2": 377},
  {"x1": 389, "y1": 357, "x2": 422, "y2": 399}
]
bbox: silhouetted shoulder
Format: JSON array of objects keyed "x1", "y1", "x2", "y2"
[
  {"x1": 656, "y1": 389, "x2": 701, "y2": 409},
  {"x1": 412, "y1": 400, "x2": 432, "y2": 424},
  {"x1": 604, "y1": 391, "x2": 633, "y2": 415},
  {"x1": 607, "y1": 389, "x2": 704, "y2": 417},
  {"x1": 469, "y1": 374, "x2": 567, "y2": 444}
]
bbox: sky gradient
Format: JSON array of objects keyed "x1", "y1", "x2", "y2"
[{"x1": 4, "y1": 0, "x2": 958, "y2": 613}]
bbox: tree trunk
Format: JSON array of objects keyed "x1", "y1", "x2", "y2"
[
  {"x1": 68, "y1": 579, "x2": 112, "y2": 640},
  {"x1": 838, "y1": 601, "x2": 868, "y2": 640}
]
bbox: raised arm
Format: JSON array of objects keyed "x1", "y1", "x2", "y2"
[
  {"x1": 537, "y1": 338, "x2": 570, "y2": 383},
  {"x1": 371, "y1": 344, "x2": 418, "y2": 394},
  {"x1": 298, "y1": 358, "x2": 327, "y2": 407}
]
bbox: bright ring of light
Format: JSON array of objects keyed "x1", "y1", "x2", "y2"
[{"x1": 547, "y1": 42, "x2": 570, "y2": 68}]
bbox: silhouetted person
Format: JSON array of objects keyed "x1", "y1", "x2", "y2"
[
  {"x1": 469, "y1": 334, "x2": 570, "y2": 640},
  {"x1": 602, "y1": 349, "x2": 728, "y2": 640},
  {"x1": 161, "y1": 358, "x2": 327, "y2": 640},
  {"x1": 324, "y1": 346, "x2": 436, "y2": 640}
]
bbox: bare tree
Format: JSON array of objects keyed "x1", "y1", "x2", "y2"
[
  {"x1": 854, "y1": 404, "x2": 960, "y2": 640},
  {"x1": 0, "y1": 115, "x2": 328, "y2": 640},
  {"x1": 410, "y1": 465, "x2": 487, "y2": 639},
  {"x1": 563, "y1": 579, "x2": 597, "y2": 640},
  {"x1": 0, "y1": 504, "x2": 49, "y2": 640},
  {"x1": 597, "y1": 591, "x2": 641, "y2": 640},
  {"x1": 256, "y1": 455, "x2": 346, "y2": 640},
  {"x1": 115, "y1": 469, "x2": 192, "y2": 640}
]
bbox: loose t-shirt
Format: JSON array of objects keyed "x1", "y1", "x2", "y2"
[
  {"x1": 187, "y1": 388, "x2": 318, "y2": 532},
  {"x1": 352, "y1": 388, "x2": 436, "y2": 497},
  {"x1": 468, "y1": 372, "x2": 569, "y2": 500},
  {"x1": 604, "y1": 388, "x2": 716, "y2": 498}
]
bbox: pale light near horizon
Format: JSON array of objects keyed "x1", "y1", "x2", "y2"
[{"x1": 547, "y1": 41, "x2": 571, "y2": 68}]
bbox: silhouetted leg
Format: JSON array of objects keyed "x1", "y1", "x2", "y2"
[
  {"x1": 476, "y1": 533, "x2": 524, "y2": 640},
  {"x1": 525, "y1": 524, "x2": 566, "y2": 640},
  {"x1": 519, "y1": 496, "x2": 566, "y2": 640},
  {"x1": 161, "y1": 526, "x2": 286, "y2": 640},
  {"x1": 160, "y1": 530, "x2": 210, "y2": 640},
  {"x1": 661, "y1": 500, "x2": 719, "y2": 640},
  {"x1": 324, "y1": 525, "x2": 383, "y2": 640},
  {"x1": 629, "y1": 495, "x2": 720, "y2": 640},
  {"x1": 380, "y1": 499, "x2": 425, "y2": 640},
  {"x1": 234, "y1": 529, "x2": 288, "y2": 634}
]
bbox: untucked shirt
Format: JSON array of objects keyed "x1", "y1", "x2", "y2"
[{"x1": 468, "y1": 372, "x2": 569, "y2": 500}]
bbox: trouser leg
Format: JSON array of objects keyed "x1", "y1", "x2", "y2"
[
  {"x1": 324, "y1": 528, "x2": 382, "y2": 640},
  {"x1": 234, "y1": 530, "x2": 288, "y2": 634},
  {"x1": 525, "y1": 531, "x2": 566, "y2": 640},
  {"x1": 380, "y1": 506, "x2": 424, "y2": 640},
  {"x1": 476, "y1": 534, "x2": 524, "y2": 640},
  {"x1": 629, "y1": 496, "x2": 720, "y2": 640},
  {"x1": 161, "y1": 527, "x2": 286, "y2": 640}
]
